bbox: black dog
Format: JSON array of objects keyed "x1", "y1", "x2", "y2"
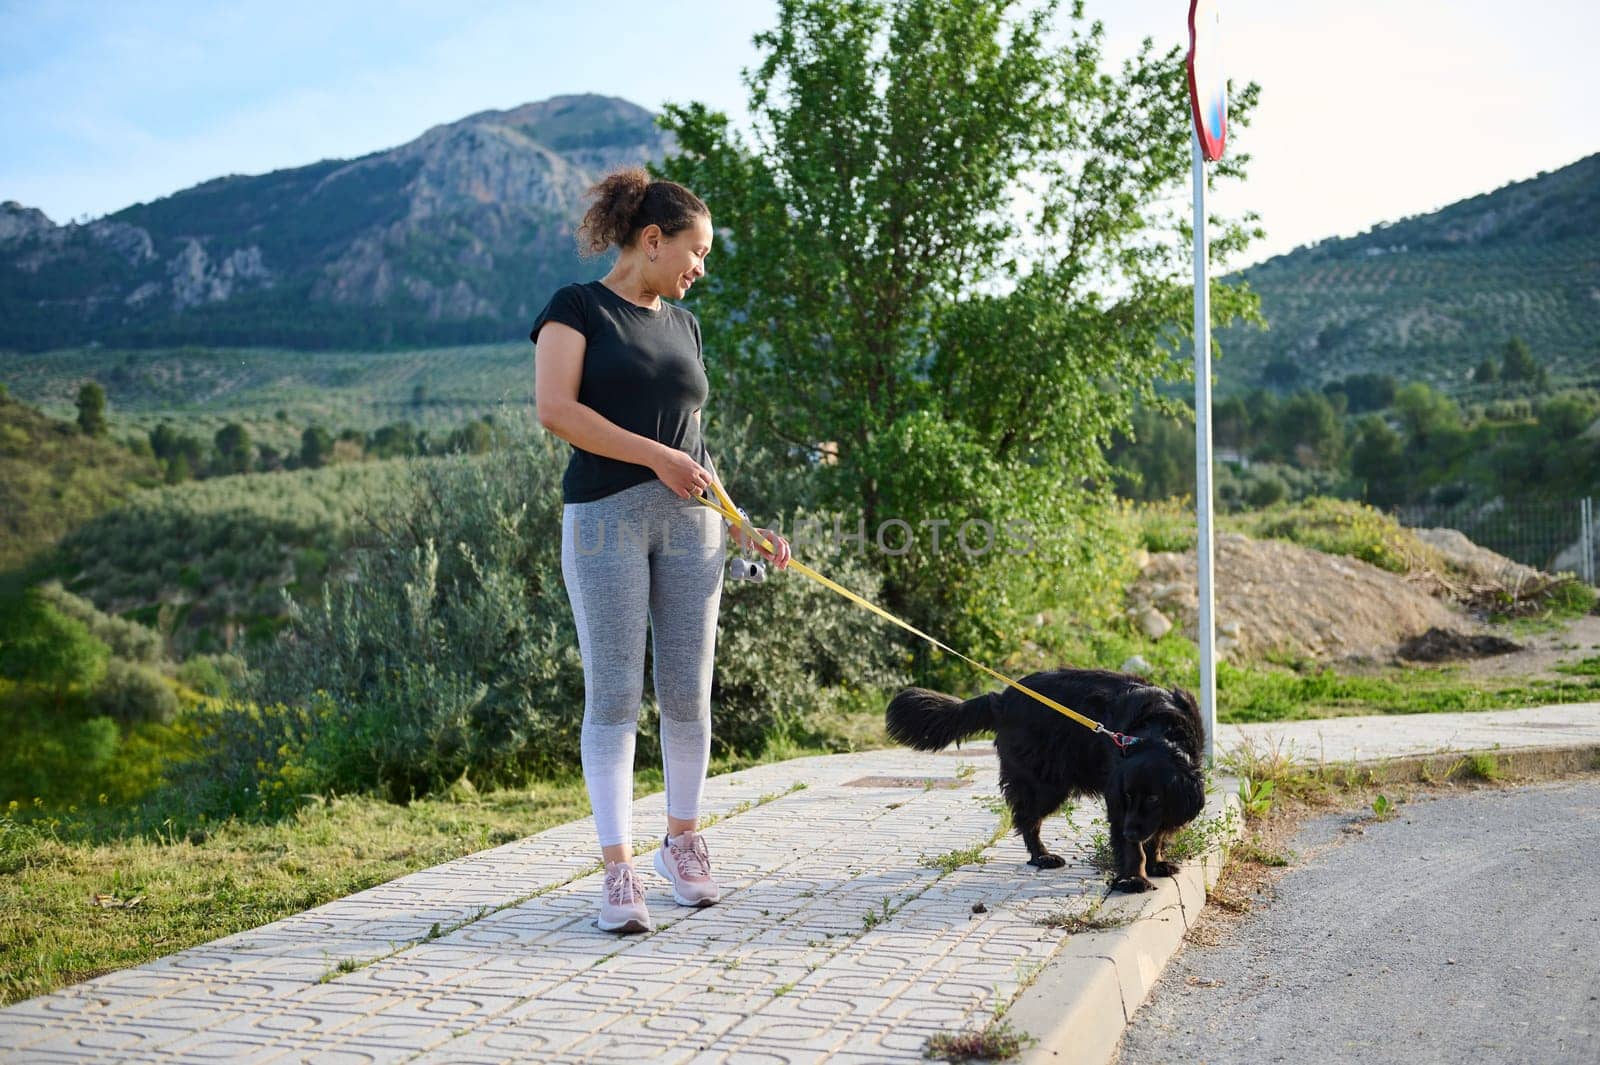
[{"x1": 886, "y1": 668, "x2": 1206, "y2": 893}]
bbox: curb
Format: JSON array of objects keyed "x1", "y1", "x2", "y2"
[
  {"x1": 1006, "y1": 782, "x2": 1241, "y2": 1065},
  {"x1": 1005, "y1": 741, "x2": 1600, "y2": 1065},
  {"x1": 1339, "y1": 741, "x2": 1600, "y2": 785}
]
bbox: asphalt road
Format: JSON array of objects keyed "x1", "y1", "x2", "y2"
[{"x1": 1115, "y1": 776, "x2": 1600, "y2": 1065}]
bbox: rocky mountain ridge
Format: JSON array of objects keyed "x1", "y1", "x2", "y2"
[{"x1": 0, "y1": 94, "x2": 671, "y2": 350}]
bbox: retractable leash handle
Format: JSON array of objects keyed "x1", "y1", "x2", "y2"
[{"x1": 690, "y1": 479, "x2": 1139, "y2": 752}]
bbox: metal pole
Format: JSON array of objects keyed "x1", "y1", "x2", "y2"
[
  {"x1": 1584, "y1": 497, "x2": 1594, "y2": 586},
  {"x1": 1192, "y1": 128, "x2": 1217, "y2": 765}
]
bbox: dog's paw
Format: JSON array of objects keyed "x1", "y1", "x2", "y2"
[
  {"x1": 1028, "y1": 852, "x2": 1067, "y2": 870},
  {"x1": 1146, "y1": 860, "x2": 1180, "y2": 877},
  {"x1": 1111, "y1": 875, "x2": 1156, "y2": 894}
]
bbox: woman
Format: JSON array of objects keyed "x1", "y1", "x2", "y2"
[{"x1": 531, "y1": 167, "x2": 791, "y2": 934}]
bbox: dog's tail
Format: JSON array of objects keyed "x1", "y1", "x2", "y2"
[{"x1": 885, "y1": 687, "x2": 997, "y2": 751}]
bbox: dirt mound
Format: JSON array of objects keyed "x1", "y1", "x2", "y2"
[
  {"x1": 1128, "y1": 532, "x2": 1470, "y2": 663},
  {"x1": 1398, "y1": 627, "x2": 1522, "y2": 663},
  {"x1": 1412, "y1": 527, "x2": 1543, "y2": 588}
]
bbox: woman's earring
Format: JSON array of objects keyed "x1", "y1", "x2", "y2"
[{"x1": 648, "y1": 252, "x2": 657, "y2": 262}]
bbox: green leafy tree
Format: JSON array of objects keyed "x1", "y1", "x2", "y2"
[
  {"x1": 301, "y1": 425, "x2": 334, "y2": 469},
  {"x1": 448, "y1": 419, "x2": 496, "y2": 455},
  {"x1": 0, "y1": 588, "x2": 111, "y2": 708},
  {"x1": 1474, "y1": 356, "x2": 1499, "y2": 384},
  {"x1": 1393, "y1": 382, "x2": 1462, "y2": 449},
  {"x1": 149, "y1": 422, "x2": 179, "y2": 461},
  {"x1": 1214, "y1": 395, "x2": 1251, "y2": 453},
  {"x1": 1501, "y1": 336, "x2": 1538, "y2": 383},
  {"x1": 656, "y1": 0, "x2": 1261, "y2": 644},
  {"x1": 1350, "y1": 415, "x2": 1405, "y2": 506},
  {"x1": 371, "y1": 421, "x2": 419, "y2": 459},
  {"x1": 1540, "y1": 394, "x2": 1596, "y2": 441},
  {"x1": 76, "y1": 381, "x2": 108, "y2": 437},
  {"x1": 1328, "y1": 372, "x2": 1397, "y2": 413},
  {"x1": 214, "y1": 422, "x2": 252, "y2": 474},
  {"x1": 1268, "y1": 390, "x2": 1344, "y2": 468},
  {"x1": 164, "y1": 451, "x2": 192, "y2": 485},
  {"x1": 1261, "y1": 357, "x2": 1302, "y2": 392}
]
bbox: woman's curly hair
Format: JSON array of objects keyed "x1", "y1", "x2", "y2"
[{"x1": 576, "y1": 167, "x2": 708, "y2": 258}]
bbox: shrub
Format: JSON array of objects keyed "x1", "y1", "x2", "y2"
[
  {"x1": 0, "y1": 588, "x2": 110, "y2": 702},
  {"x1": 30, "y1": 580, "x2": 167, "y2": 665},
  {"x1": 175, "y1": 653, "x2": 248, "y2": 698},
  {"x1": 1230, "y1": 498, "x2": 1441, "y2": 574},
  {"x1": 175, "y1": 415, "x2": 907, "y2": 815},
  {"x1": 0, "y1": 704, "x2": 119, "y2": 805},
  {"x1": 89, "y1": 658, "x2": 181, "y2": 725}
]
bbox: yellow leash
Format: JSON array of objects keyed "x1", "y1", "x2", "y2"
[{"x1": 692, "y1": 479, "x2": 1139, "y2": 751}]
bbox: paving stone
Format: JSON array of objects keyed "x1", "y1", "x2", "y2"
[{"x1": 13, "y1": 712, "x2": 1580, "y2": 1063}]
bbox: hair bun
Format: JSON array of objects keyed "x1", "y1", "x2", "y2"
[{"x1": 575, "y1": 168, "x2": 710, "y2": 259}]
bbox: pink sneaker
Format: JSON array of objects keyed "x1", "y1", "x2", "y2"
[
  {"x1": 653, "y1": 829, "x2": 722, "y2": 907},
  {"x1": 597, "y1": 860, "x2": 653, "y2": 934}
]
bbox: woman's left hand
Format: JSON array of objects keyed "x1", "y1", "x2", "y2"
[{"x1": 735, "y1": 525, "x2": 791, "y2": 570}]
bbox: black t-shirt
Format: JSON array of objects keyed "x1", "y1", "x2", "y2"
[{"x1": 530, "y1": 280, "x2": 715, "y2": 504}]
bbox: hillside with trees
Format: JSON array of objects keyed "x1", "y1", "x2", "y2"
[{"x1": 1215, "y1": 152, "x2": 1600, "y2": 394}]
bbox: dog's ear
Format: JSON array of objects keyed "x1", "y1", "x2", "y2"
[
  {"x1": 1169, "y1": 686, "x2": 1199, "y2": 718},
  {"x1": 1169, "y1": 764, "x2": 1206, "y2": 825},
  {"x1": 1161, "y1": 739, "x2": 1194, "y2": 769}
]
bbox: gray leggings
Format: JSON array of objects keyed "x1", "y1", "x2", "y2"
[{"x1": 560, "y1": 478, "x2": 726, "y2": 848}]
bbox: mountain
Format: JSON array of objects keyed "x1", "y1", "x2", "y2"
[
  {"x1": 0, "y1": 95, "x2": 671, "y2": 351},
  {"x1": 1215, "y1": 153, "x2": 1600, "y2": 392}
]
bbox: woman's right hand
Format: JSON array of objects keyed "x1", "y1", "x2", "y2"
[{"x1": 652, "y1": 448, "x2": 713, "y2": 500}]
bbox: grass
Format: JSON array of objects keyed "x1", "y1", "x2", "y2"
[
  {"x1": 1034, "y1": 899, "x2": 1134, "y2": 933},
  {"x1": 1011, "y1": 604, "x2": 1600, "y2": 726},
  {"x1": 919, "y1": 843, "x2": 989, "y2": 876},
  {"x1": 1555, "y1": 655, "x2": 1600, "y2": 677},
  {"x1": 921, "y1": 1018, "x2": 1035, "y2": 1062},
  {"x1": 0, "y1": 741, "x2": 851, "y2": 1006}
]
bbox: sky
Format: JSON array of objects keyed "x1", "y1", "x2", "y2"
[{"x1": 1, "y1": 0, "x2": 1595, "y2": 268}]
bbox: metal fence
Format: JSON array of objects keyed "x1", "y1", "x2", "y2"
[{"x1": 1393, "y1": 497, "x2": 1597, "y2": 585}]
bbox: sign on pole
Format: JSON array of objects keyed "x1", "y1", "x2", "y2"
[
  {"x1": 1186, "y1": 0, "x2": 1225, "y2": 763},
  {"x1": 1187, "y1": 0, "x2": 1227, "y2": 162}
]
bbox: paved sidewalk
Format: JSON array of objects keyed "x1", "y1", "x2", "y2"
[{"x1": 2, "y1": 704, "x2": 1596, "y2": 1064}]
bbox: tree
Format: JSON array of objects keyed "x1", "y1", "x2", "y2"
[
  {"x1": 214, "y1": 422, "x2": 252, "y2": 474},
  {"x1": 1501, "y1": 336, "x2": 1538, "y2": 383},
  {"x1": 1329, "y1": 372, "x2": 1397, "y2": 413},
  {"x1": 655, "y1": 0, "x2": 1261, "y2": 641},
  {"x1": 448, "y1": 419, "x2": 496, "y2": 455},
  {"x1": 1393, "y1": 382, "x2": 1462, "y2": 448},
  {"x1": 164, "y1": 452, "x2": 192, "y2": 485},
  {"x1": 1267, "y1": 390, "x2": 1343, "y2": 469},
  {"x1": 0, "y1": 589, "x2": 110, "y2": 709},
  {"x1": 1541, "y1": 395, "x2": 1596, "y2": 442},
  {"x1": 1350, "y1": 415, "x2": 1405, "y2": 507},
  {"x1": 411, "y1": 383, "x2": 428, "y2": 408},
  {"x1": 371, "y1": 421, "x2": 419, "y2": 459},
  {"x1": 76, "y1": 381, "x2": 108, "y2": 437},
  {"x1": 1213, "y1": 395, "x2": 1251, "y2": 453},
  {"x1": 301, "y1": 426, "x2": 334, "y2": 469},
  {"x1": 1261, "y1": 357, "x2": 1302, "y2": 392},
  {"x1": 149, "y1": 422, "x2": 179, "y2": 461},
  {"x1": 1474, "y1": 356, "x2": 1499, "y2": 385}
]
